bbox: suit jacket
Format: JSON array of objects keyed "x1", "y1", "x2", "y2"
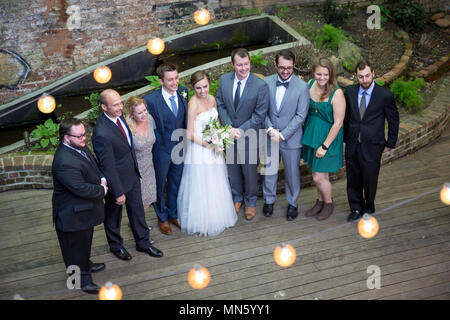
[
  {"x1": 344, "y1": 83, "x2": 399, "y2": 162},
  {"x1": 264, "y1": 74, "x2": 310, "y2": 149},
  {"x1": 143, "y1": 86, "x2": 188, "y2": 158},
  {"x1": 92, "y1": 113, "x2": 141, "y2": 199},
  {"x1": 52, "y1": 144, "x2": 105, "y2": 232},
  {"x1": 216, "y1": 72, "x2": 269, "y2": 136}
]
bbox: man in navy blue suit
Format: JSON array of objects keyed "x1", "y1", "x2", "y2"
[
  {"x1": 143, "y1": 63, "x2": 188, "y2": 235},
  {"x1": 93, "y1": 89, "x2": 163, "y2": 260}
]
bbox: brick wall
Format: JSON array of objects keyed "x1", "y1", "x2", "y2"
[
  {"x1": 0, "y1": 154, "x2": 53, "y2": 192},
  {"x1": 0, "y1": 0, "x2": 374, "y2": 105}
]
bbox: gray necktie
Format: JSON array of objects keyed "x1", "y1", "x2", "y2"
[
  {"x1": 234, "y1": 81, "x2": 241, "y2": 110},
  {"x1": 360, "y1": 91, "x2": 367, "y2": 120},
  {"x1": 358, "y1": 91, "x2": 367, "y2": 143},
  {"x1": 169, "y1": 95, "x2": 178, "y2": 117}
]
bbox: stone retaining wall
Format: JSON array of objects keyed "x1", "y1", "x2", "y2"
[{"x1": 1, "y1": 74, "x2": 448, "y2": 193}]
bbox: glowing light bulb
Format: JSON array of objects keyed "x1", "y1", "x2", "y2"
[
  {"x1": 93, "y1": 66, "x2": 112, "y2": 84},
  {"x1": 187, "y1": 264, "x2": 211, "y2": 290},
  {"x1": 37, "y1": 93, "x2": 56, "y2": 114},
  {"x1": 98, "y1": 282, "x2": 123, "y2": 300},
  {"x1": 194, "y1": 8, "x2": 211, "y2": 25},
  {"x1": 358, "y1": 214, "x2": 379, "y2": 239},
  {"x1": 440, "y1": 182, "x2": 450, "y2": 205},
  {"x1": 147, "y1": 37, "x2": 165, "y2": 55},
  {"x1": 273, "y1": 243, "x2": 296, "y2": 267}
]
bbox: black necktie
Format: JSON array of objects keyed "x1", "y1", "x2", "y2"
[
  {"x1": 276, "y1": 81, "x2": 289, "y2": 88},
  {"x1": 234, "y1": 81, "x2": 241, "y2": 110}
]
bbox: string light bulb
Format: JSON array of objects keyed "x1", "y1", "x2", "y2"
[
  {"x1": 98, "y1": 282, "x2": 123, "y2": 300},
  {"x1": 93, "y1": 66, "x2": 112, "y2": 84},
  {"x1": 358, "y1": 214, "x2": 379, "y2": 239},
  {"x1": 187, "y1": 264, "x2": 211, "y2": 290},
  {"x1": 37, "y1": 93, "x2": 56, "y2": 114},
  {"x1": 440, "y1": 182, "x2": 450, "y2": 205},
  {"x1": 273, "y1": 243, "x2": 296, "y2": 267},
  {"x1": 147, "y1": 37, "x2": 165, "y2": 55},
  {"x1": 194, "y1": 8, "x2": 211, "y2": 25}
]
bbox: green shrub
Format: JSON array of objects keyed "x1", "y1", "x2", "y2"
[
  {"x1": 275, "y1": 4, "x2": 291, "y2": 19},
  {"x1": 145, "y1": 75, "x2": 162, "y2": 89},
  {"x1": 240, "y1": 8, "x2": 261, "y2": 17},
  {"x1": 85, "y1": 92, "x2": 102, "y2": 125},
  {"x1": 315, "y1": 24, "x2": 347, "y2": 51},
  {"x1": 321, "y1": 0, "x2": 353, "y2": 26},
  {"x1": 30, "y1": 118, "x2": 59, "y2": 151},
  {"x1": 250, "y1": 51, "x2": 268, "y2": 68},
  {"x1": 390, "y1": 77, "x2": 426, "y2": 113},
  {"x1": 385, "y1": 0, "x2": 426, "y2": 33}
]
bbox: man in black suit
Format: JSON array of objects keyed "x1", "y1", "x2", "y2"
[
  {"x1": 52, "y1": 118, "x2": 107, "y2": 294},
  {"x1": 344, "y1": 60, "x2": 399, "y2": 222},
  {"x1": 92, "y1": 89, "x2": 163, "y2": 260}
]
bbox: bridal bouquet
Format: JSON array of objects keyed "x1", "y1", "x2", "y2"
[{"x1": 202, "y1": 117, "x2": 234, "y2": 153}]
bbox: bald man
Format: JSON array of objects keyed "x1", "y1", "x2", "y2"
[{"x1": 92, "y1": 89, "x2": 163, "y2": 260}]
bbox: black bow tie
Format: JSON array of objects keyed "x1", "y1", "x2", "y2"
[{"x1": 276, "y1": 81, "x2": 289, "y2": 88}]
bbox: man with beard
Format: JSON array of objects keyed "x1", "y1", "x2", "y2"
[
  {"x1": 344, "y1": 60, "x2": 399, "y2": 222},
  {"x1": 262, "y1": 49, "x2": 310, "y2": 220}
]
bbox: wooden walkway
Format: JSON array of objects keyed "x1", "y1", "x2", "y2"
[{"x1": 0, "y1": 125, "x2": 449, "y2": 301}]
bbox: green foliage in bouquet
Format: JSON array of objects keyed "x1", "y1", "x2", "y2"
[{"x1": 202, "y1": 117, "x2": 235, "y2": 154}]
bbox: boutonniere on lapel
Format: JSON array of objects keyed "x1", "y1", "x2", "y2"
[{"x1": 179, "y1": 89, "x2": 188, "y2": 101}]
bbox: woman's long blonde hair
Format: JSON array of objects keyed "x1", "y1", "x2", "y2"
[
  {"x1": 123, "y1": 96, "x2": 147, "y2": 134},
  {"x1": 312, "y1": 57, "x2": 338, "y2": 101}
]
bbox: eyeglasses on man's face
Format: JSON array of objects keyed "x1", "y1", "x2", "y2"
[
  {"x1": 67, "y1": 133, "x2": 87, "y2": 139},
  {"x1": 277, "y1": 66, "x2": 294, "y2": 72}
]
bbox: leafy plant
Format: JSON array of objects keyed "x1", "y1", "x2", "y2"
[
  {"x1": 250, "y1": 51, "x2": 268, "y2": 68},
  {"x1": 85, "y1": 92, "x2": 102, "y2": 125},
  {"x1": 315, "y1": 24, "x2": 347, "y2": 51},
  {"x1": 387, "y1": 0, "x2": 425, "y2": 33},
  {"x1": 240, "y1": 7, "x2": 261, "y2": 17},
  {"x1": 145, "y1": 75, "x2": 162, "y2": 89},
  {"x1": 275, "y1": 4, "x2": 291, "y2": 19},
  {"x1": 375, "y1": 79, "x2": 385, "y2": 87},
  {"x1": 390, "y1": 77, "x2": 426, "y2": 113},
  {"x1": 320, "y1": 0, "x2": 353, "y2": 26},
  {"x1": 30, "y1": 118, "x2": 59, "y2": 151}
]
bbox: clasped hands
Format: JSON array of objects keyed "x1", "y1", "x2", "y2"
[{"x1": 267, "y1": 128, "x2": 282, "y2": 143}]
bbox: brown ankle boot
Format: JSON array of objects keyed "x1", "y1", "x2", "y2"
[
  {"x1": 305, "y1": 199, "x2": 324, "y2": 217},
  {"x1": 316, "y1": 201, "x2": 335, "y2": 221}
]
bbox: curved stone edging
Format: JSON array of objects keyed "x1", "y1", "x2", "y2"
[
  {"x1": 408, "y1": 54, "x2": 450, "y2": 80},
  {"x1": 337, "y1": 31, "x2": 413, "y2": 87},
  {"x1": 2, "y1": 73, "x2": 449, "y2": 193}
]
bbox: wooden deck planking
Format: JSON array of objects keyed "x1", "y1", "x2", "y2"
[{"x1": 0, "y1": 126, "x2": 449, "y2": 300}]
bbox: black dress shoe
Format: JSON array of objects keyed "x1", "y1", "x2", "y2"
[
  {"x1": 89, "y1": 262, "x2": 106, "y2": 273},
  {"x1": 81, "y1": 282, "x2": 101, "y2": 294},
  {"x1": 347, "y1": 209, "x2": 362, "y2": 222},
  {"x1": 286, "y1": 205, "x2": 298, "y2": 221},
  {"x1": 111, "y1": 248, "x2": 132, "y2": 261},
  {"x1": 136, "y1": 245, "x2": 163, "y2": 258},
  {"x1": 263, "y1": 203, "x2": 274, "y2": 217}
]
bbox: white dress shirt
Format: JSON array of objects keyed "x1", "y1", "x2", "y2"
[
  {"x1": 232, "y1": 73, "x2": 250, "y2": 101},
  {"x1": 161, "y1": 87, "x2": 178, "y2": 113},
  {"x1": 103, "y1": 112, "x2": 131, "y2": 146}
]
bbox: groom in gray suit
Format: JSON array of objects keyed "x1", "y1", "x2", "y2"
[
  {"x1": 217, "y1": 48, "x2": 269, "y2": 221},
  {"x1": 262, "y1": 49, "x2": 309, "y2": 220}
]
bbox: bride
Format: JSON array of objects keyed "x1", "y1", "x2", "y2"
[{"x1": 177, "y1": 71, "x2": 237, "y2": 236}]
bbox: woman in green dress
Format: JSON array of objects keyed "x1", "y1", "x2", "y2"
[{"x1": 301, "y1": 58, "x2": 346, "y2": 221}]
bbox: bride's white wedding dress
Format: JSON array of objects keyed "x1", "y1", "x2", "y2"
[{"x1": 177, "y1": 107, "x2": 237, "y2": 236}]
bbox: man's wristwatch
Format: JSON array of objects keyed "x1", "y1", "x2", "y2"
[{"x1": 321, "y1": 143, "x2": 329, "y2": 150}]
